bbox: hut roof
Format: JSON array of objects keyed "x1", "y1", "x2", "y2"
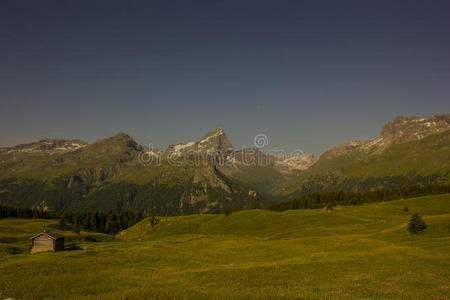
[{"x1": 30, "y1": 230, "x2": 65, "y2": 240}]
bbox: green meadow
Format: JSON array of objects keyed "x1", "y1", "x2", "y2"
[{"x1": 1, "y1": 194, "x2": 449, "y2": 299}]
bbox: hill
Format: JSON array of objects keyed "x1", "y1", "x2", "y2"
[{"x1": 1, "y1": 194, "x2": 449, "y2": 298}]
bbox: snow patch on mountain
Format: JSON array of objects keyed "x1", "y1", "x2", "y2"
[
  {"x1": 4, "y1": 139, "x2": 88, "y2": 156},
  {"x1": 275, "y1": 153, "x2": 316, "y2": 171},
  {"x1": 323, "y1": 114, "x2": 450, "y2": 158}
]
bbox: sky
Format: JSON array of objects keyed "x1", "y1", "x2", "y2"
[{"x1": 1, "y1": 0, "x2": 449, "y2": 155}]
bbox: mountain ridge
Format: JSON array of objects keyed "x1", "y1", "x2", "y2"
[
  {"x1": 0, "y1": 113, "x2": 448, "y2": 214},
  {"x1": 282, "y1": 114, "x2": 450, "y2": 196}
]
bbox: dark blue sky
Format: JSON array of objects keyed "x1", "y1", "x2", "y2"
[{"x1": 1, "y1": 0, "x2": 449, "y2": 154}]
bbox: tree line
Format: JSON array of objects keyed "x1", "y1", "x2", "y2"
[
  {"x1": 58, "y1": 210, "x2": 144, "y2": 235},
  {"x1": 0, "y1": 177, "x2": 265, "y2": 216},
  {"x1": 266, "y1": 185, "x2": 450, "y2": 212},
  {"x1": 0, "y1": 206, "x2": 60, "y2": 219},
  {"x1": 0, "y1": 206, "x2": 144, "y2": 235}
]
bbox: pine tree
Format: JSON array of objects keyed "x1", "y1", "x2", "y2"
[
  {"x1": 408, "y1": 212, "x2": 426, "y2": 234},
  {"x1": 105, "y1": 219, "x2": 111, "y2": 234},
  {"x1": 58, "y1": 217, "x2": 66, "y2": 229},
  {"x1": 73, "y1": 223, "x2": 82, "y2": 240},
  {"x1": 150, "y1": 215, "x2": 160, "y2": 227}
]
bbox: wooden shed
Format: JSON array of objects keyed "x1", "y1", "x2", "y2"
[{"x1": 30, "y1": 230, "x2": 65, "y2": 254}]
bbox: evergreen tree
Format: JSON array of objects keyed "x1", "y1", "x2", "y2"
[
  {"x1": 104, "y1": 219, "x2": 111, "y2": 234},
  {"x1": 408, "y1": 212, "x2": 426, "y2": 234},
  {"x1": 73, "y1": 223, "x2": 82, "y2": 240},
  {"x1": 58, "y1": 217, "x2": 66, "y2": 229},
  {"x1": 150, "y1": 215, "x2": 160, "y2": 227}
]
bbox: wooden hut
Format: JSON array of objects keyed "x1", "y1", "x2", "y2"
[{"x1": 30, "y1": 230, "x2": 65, "y2": 254}]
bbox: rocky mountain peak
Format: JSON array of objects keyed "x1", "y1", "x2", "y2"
[
  {"x1": 110, "y1": 132, "x2": 134, "y2": 141},
  {"x1": 90, "y1": 133, "x2": 140, "y2": 153},
  {"x1": 322, "y1": 114, "x2": 450, "y2": 158},
  {"x1": 203, "y1": 128, "x2": 225, "y2": 137},
  {"x1": 167, "y1": 128, "x2": 233, "y2": 156},
  {"x1": 381, "y1": 114, "x2": 450, "y2": 143},
  {"x1": 198, "y1": 127, "x2": 233, "y2": 153},
  {"x1": 2, "y1": 138, "x2": 88, "y2": 155}
]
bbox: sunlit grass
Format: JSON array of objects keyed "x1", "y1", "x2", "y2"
[{"x1": 1, "y1": 194, "x2": 449, "y2": 299}]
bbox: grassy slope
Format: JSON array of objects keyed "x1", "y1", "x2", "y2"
[
  {"x1": 0, "y1": 194, "x2": 449, "y2": 299},
  {"x1": 219, "y1": 165, "x2": 288, "y2": 193},
  {"x1": 328, "y1": 130, "x2": 450, "y2": 178},
  {"x1": 283, "y1": 131, "x2": 450, "y2": 193},
  {"x1": 0, "y1": 219, "x2": 116, "y2": 257}
]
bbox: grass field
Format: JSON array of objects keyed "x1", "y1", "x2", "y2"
[{"x1": 1, "y1": 194, "x2": 449, "y2": 299}]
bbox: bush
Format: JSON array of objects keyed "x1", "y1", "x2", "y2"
[{"x1": 408, "y1": 212, "x2": 426, "y2": 234}]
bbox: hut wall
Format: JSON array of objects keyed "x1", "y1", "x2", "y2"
[
  {"x1": 33, "y1": 235, "x2": 54, "y2": 250},
  {"x1": 55, "y1": 238, "x2": 65, "y2": 251}
]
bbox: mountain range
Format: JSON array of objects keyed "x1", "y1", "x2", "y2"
[{"x1": 0, "y1": 114, "x2": 449, "y2": 214}]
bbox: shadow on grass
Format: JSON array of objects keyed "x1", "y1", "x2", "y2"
[{"x1": 64, "y1": 243, "x2": 82, "y2": 251}]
